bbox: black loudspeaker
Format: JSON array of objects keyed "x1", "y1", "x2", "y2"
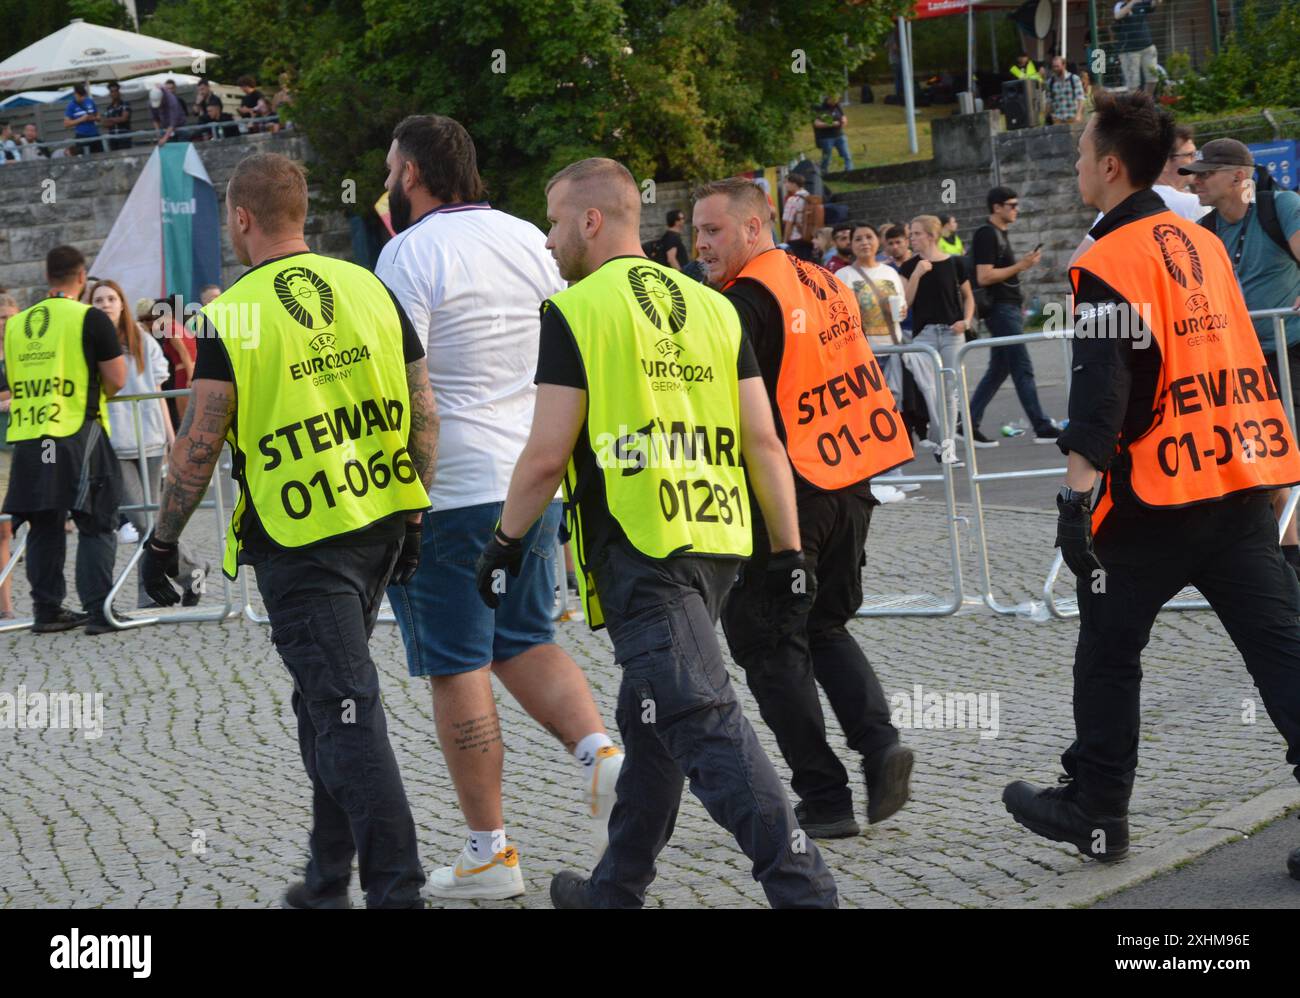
[
  {"x1": 1001, "y1": 79, "x2": 1031, "y2": 129},
  {"x1": 1008, "y1": 0, "x2": 1053, "y2": 38}
]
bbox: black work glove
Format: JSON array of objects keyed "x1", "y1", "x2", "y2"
[
  {"x1": 475, "y1": 524, "x2": 525, "y2": 609},
  {"x1": 764, "y1": 549, "x2": 817, "y2": 636},
  {"x1": 389, "y1": 520, "x2": 424, "y2": 586},
  {"x1": 1055, "y1": 492, "x2": 1105, "y2": 581},
  {"x1": 142, "y1": 531, "x2": 182, "y2": 606}
]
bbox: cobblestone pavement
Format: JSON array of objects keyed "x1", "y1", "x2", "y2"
[{"x1": 1, "y1": 494, "x2": 1297, "y2": 909}]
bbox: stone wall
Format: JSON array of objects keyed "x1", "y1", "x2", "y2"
[{"x1": 0, "y1": 131, "x2": 353, "y2": 310}]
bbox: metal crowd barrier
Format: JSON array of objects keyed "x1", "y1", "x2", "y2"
[
  {"x1": 0, "y1": 514, "x2": 28, "y2": 634},
  {"x1": 948, "y1": 307, "x2": 1300, "y2": 620},
  {"x1": 856, "y1": 341, "x2": 971, "y2": 616},
  {"x1": 103, "y1": 390, "x2": 239, "y2": 629},
  {"x1": 22, "y1": 114, "x2": 285, "y2": 157}
]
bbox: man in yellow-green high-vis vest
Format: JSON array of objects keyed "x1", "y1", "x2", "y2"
[
  {"x1": 142, "y1": 152, "x2": 440, "y2": 909},
  {"x1": 476, "y1": 157, "x2": 838, "y2": 909},
  {"x1": 2, "y1": 244, "x2": 126, "y2": 634}
]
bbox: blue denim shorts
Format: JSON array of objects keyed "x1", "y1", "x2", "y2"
[{"x1": 387, "y1": 500, "x2": 562, "y2": 677}]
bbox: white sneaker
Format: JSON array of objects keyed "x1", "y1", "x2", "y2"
[
  {"x1": 588, "y1": 745, "x2": 624, "y2": 859},
  {"x1": 917, "y1": 439, "x2": 939, "y2": 451},
  {"x1": 425, "y1": 844, "x2": 525, "y2": 900},
  {"x1": 117, "y1": 522, "x2": 140, "y2": 544}
]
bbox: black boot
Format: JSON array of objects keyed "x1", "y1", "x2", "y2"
[
  {"x1": 794, "y1": 800, "x2": 860, "y2": 839},
  {"x1": 32, "y1": 607, "x2": 89, "y2": 633},
  {"x1": 1003, "y1": 777, "x2": 1129, "y2": 862},
  {"x1": 864, "y1": 743, "x2": 914, "y2": 824},
  {"x1": 282, "y1": 881, "x2": 351, "y2": 909},
  {"x1": 549, "y1": 871, "x2": 595, "y2": 909}
]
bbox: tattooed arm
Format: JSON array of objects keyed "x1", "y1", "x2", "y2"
[
  {"x1": 154, "y1": 379, "x2": 235, "y2": 543},
  {"x1": 405, "y1": 359, "x2": 438, "y2": 522}
]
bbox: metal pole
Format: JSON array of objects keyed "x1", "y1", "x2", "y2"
[
  {"x1": 989, "y1": 9, "x2": 1000, "y2": 73},
  {"x1": 1088, "y1": 0, "x2": 1103, "y2": 87},
  {"x1": 901, "y1": 17, "x2": 918, "y2": 156},
  {"x1": 967, "y1": 1, "x2": 975, "y2": 96},
  {"x1": 1060, "y1": 0, "x2": 1068, "y2": 58},
  {"x1": 1209, "y1": 0, "x2": 1222, "y2": 54}
]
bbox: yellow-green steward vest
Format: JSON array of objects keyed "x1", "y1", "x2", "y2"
[
  {"x1": 205, "y1": 253, "x2": 431, "y2": 578},
  {"x1": 3, "y1": 296, "x2": 109, "y2": 442},
  {"x1": 547, "y1": 256, "x2": 752, "y2": 628}
]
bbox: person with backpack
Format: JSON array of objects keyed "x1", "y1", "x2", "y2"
[
  {"x1": 962, "y1": 186, "x2": 1061, "y2": 447},
  {"x1": 1183, "y1": 138, "x2": 1300, "y2": 576},
  {"x1": 781, "y1": 173, "x2": 821, "y2": 262}
]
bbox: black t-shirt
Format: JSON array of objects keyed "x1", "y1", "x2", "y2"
[
  {"x1": 898, "y1": 255, "x2": 968, "y2": 329},
  {"x1": 724, "y1": 277, "x2": 875, "y2": 500},
  {"x1": 193, "y1": 94, "x2": 222, "y2": 122},
  {"x1": 189, "y1": 257, "x2": 426, "y2": 558},
  {"x1": 660, "y1": 229, "x2": 687, "y2": 268},
  {"x1": 534, "y1": 293, "x2": 760, "y2": 560},
  {"x1": 972, "y1": 223, "x2": 1022, "y2": 305},
  {"x1": 240, "y1": 90, "x2": 265, "y2": 113},
  {"x1": 105, "y1": 99, "x2": 131, "y2": 133},
  {"x1": 813, "y1": 101, "x2": 845, "y2": 139}
]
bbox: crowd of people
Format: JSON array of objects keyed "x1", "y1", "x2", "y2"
[
  {"x1": 3, "y1": 76, "x2": 1299, "y2": 909},
  {"x1": 0, "y1": 74, "x2": 290, "y2": 161}
]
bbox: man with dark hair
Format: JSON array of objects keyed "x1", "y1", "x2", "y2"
[
  {"x1": 376, "y1": 116, "x2": 623, "y2": 899},
  {"x1": 145, "y1": 152, "x2": 438, "y2": 908},
  {"x1": 813, "y1": 93, "x2": 852, "y2": 174},
  {"x1": 962, "y1": 186, "x2": 1058, "y2": 446},
  {"x1": 1003, "y1": 91, "x2": 1300, "y2": 873},
  {"x1": 2, "y1": 245, "x2": 126, "y2": 633},
  {"x1": 658, "y1": 208, "x2": 687, "y2": 270},
  {"x1": 191, "y1": 78, "x2": 223, "y2": 133},
  {"x1": 236, "y1": 75, "x2": 270, "y2": 132},
  {"x1": 62, "y1": 82, "x2": 100, "y2": 155},
  {"x1": 103, "y1": 82, "x2": 131, "y2": 151},
  {"x1": 825, "y1": 222, "x2": 855, "y2": 272}
]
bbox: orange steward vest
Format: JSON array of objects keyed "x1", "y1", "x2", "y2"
[
  {"x1": 1071, "y1": 209, "x2": 1300, "y2": 526},
  {"x1": 728, "y1": 249, "x2": 914, "y2": 489}
]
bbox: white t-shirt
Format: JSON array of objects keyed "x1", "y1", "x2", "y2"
[
  {"x1": 836, "y1": 263, "x2": 906, "y2": 346},
  {"x1": 783, "y1": 189, "x2": 809, "y2": 241},
  {"x1": 107, "y1": 333, "x2": 171, "y2": 459},
  {"x1": 375, "y1": 204, "x2": 565, "y2": 512},
  {"x1": 1093, "y1": 184, "x2": 1211, "y2": 227}
]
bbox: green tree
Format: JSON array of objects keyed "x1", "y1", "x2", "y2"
[
  {"x1": 144, "y1": 0, "x2": 905, "y2": 224},
  {"x1": 1175, "y1": 1, "x2": 1300, "y2": 114},
  {"x1": 0, "y1": 0, "x2": 132, "y2": 61}
]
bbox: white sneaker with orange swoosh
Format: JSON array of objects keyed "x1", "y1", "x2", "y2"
[
  {"x1": 589, "y1": 745, "x2": 625, "y2": 859},
  {"x1": 426, "y1": 844, "x2": 525, "y2": 900}
]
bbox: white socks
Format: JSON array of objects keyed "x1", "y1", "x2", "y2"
[
  {"x1": 575, "y1": 732, "x2": 614, "y2": 772},
  {"x1": 467, "y1": 829, "x2": 504, "y2": 860}
]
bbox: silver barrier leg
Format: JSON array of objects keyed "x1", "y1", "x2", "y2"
[
  {"x1": 856, "y1": 342, "x2": 967, "y2": 616},
  {"x1": 957, "y1": 331, "x2": 1071, "y2": 616},
  {"x1": 101, "y1": 426, "x2": 237, "y2": 628},
  {"x1": 0, "y1": 519, "x2": 32, "y2": 634}
]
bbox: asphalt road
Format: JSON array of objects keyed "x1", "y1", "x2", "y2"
[{"x1": 1094, "y1": 809, "x2": 1300, "y2": 909}]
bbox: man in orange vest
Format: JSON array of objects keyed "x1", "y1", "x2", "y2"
[
  {"x1": 1004, "y1": 91, "x2": 1300, "y2": 872},
  {"x1": 695, "y1": 178, "x2": 916, "y2": 839}
]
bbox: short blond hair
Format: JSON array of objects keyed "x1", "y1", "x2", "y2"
[
  {"x1": 227, "y1": 152, "x2": 307, "y2": 236},
  {"x1": 690, "y1": 177, "x2": 770, "y2": 223}
]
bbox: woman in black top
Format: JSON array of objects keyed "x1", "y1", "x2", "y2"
[{"x1": 898, "y1": 214, "x2": 975, "y2": 459}]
